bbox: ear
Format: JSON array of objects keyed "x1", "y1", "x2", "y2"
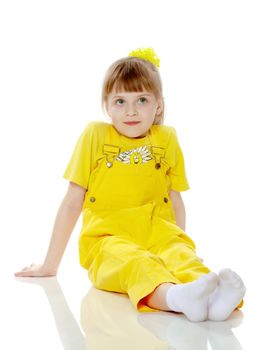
[
  {"x1": 156, "y1": 98, "x2": 163, "y2": 115},
  {"x1": 104, "y1": 101, "x2": 112, "y2": 118}
]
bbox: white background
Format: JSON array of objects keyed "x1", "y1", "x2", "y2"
[{"x1": 1, "y1": 0, "x2": 279, "y2": 349}]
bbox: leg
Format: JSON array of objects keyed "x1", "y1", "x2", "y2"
[
  {"x1": 144, "y1": 282, "x2": 175, "y2": 311},
  {"x1": 149, "y1": 221, "x2": 212, "y2": 283},
  {"x1": 149, "y1": 232, "x2": 245, "y2": 320},
  {"x1": 147, "y1": 218, "x2": 245, "y2": 320},
  {"x1": 87, "y1": 235, "x2": 181, "y2": 312},
  {"x1": 147, "y1": 219, "x2": 219, "y2": 321}
]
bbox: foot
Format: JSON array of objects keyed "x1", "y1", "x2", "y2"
[
  {"x1": 208, "y1": 268, "x2": 246, "y2": 321},
  {"x1": 166, "y1": 272, "x2": 219, "y2": 322}
]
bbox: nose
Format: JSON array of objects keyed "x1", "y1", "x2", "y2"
[{"x1": 126, "y1": 102, "x2": 137, "y2": 117}]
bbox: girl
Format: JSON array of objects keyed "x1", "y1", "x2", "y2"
[{"x1": 15, "y1": 48, "x2": 246, "y2": 322}]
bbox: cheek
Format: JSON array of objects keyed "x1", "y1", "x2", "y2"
[
  {"x1": 145, "y1": 105, "x2": 157, "y2": 115},
  {"x1": 139, "y1": 104, "x2": 154, "y2": 112},
  {"x1": 109, "y1": 105, "x2": 123, "y2": 116}
]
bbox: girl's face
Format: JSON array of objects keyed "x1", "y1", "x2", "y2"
[{"x1": 106, "y1": 89, "x2": 163, "y2": 138}]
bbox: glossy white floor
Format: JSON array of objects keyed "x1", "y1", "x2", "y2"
[{"x1": 6, "y1": 255, "x2": 280, "y2": 349}]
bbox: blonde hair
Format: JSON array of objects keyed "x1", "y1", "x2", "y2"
[{"x1": 102, "y1": 56, "x2": 165, "y2": 125}]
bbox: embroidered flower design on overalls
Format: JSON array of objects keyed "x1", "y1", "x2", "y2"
[
  {"x1": 115, "y1": 145, "x2": 152, "y2": 165},
  {"x1": 103, "y1": 144, "x2": 166, "y2": 169}
]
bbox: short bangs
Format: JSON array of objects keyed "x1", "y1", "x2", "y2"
[{"x1": 102, "y1": 57, "x2": 162, "y2": 101}]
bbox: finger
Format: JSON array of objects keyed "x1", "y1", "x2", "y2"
[
  {"x1": 15, "y1": 271, "x2": 26, "y2": 277},
  {"x1": 21, "y1": 264, "x2": 35, "y2": 272},
  {"x1": 15, "y1": 271, "x2": 28, "y2": 277},
  {"x1": 15, "y1": 270, "x2": 33, "y2": 277}
]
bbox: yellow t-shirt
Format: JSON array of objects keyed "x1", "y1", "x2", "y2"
[{"x1": 63, "y1": 121, "x2": 190, "y2": 193}]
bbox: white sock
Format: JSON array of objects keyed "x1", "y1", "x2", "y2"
[
  {"x1": 166, "y1": 272, "x2": 219, "y2": 322},
  {"x1": 208, "y1": 268, "x2": 246, "y2": 321}
]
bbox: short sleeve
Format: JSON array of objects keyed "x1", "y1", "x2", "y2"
[
  {"x1": 167, "y1": 127, "x2": 190, "y2": 192},
  {"x1": 62, "y1": 122, "x2": 95, "y2": 190}
]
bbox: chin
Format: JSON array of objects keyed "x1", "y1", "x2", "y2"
[
  {"x1": 127, "y1": 132, "x2": 142, "y2": 138},
  {"x1": 120, "y1": 128, "x2": 145, "y2": 138}
]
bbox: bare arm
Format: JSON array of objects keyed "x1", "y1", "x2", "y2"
[
  {"x1": 15, "y1": 182, "x2": 86, "y2": 277},
  {"x1": 169, "y1": 190, "x2": 204, "y2": 262},
  {"x1": 169, "y1": 189, "x2": 186, "y2": 231}
]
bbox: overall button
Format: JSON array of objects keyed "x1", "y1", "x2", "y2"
[
  {"x1": 89, "y1": 196, "x2": 96, "y2": 203},
  {"x1": 163, "y1": 197, "x2": 168, "y2": 203},
  {"x1": 155, "y1": 163, "x2": 161, "y2": 169}
]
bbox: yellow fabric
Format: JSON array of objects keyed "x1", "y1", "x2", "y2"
[
  {"x1": 63, "y1": 121, "x2": 189, "y2": 192},
  {"x1": 63, "y1": 121, "x2": 243, "y2": 312}
]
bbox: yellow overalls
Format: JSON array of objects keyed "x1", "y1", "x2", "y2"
[{"x1": 63, "y1": 121, "x2": 242, "y2": 312}]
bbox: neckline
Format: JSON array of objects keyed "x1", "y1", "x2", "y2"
[{"x1": 111, "y1": 124, "x2": 152, "y2": 145}]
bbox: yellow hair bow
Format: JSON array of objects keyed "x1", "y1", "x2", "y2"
[{"x1": 128, "y1": 47, "x2": 160, "y2": 68}]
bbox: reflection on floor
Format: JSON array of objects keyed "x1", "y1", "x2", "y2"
[{"x1": 15, "y1": 276, "x2": 244, "y2": 349}]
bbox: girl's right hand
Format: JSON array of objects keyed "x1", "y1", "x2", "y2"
[{"x1": 14, "y1": 263, "x2": 57, "y2": 277}]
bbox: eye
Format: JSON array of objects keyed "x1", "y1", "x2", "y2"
[
  {"x1": 115, "y1": 99, "x2": 125, "y2": 105},
  {"x1": 138, "y1": 97, "x2": 148, "y2": 104}
]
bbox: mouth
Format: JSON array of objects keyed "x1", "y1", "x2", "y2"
[{"x1": 124, "y1": 121, "x2": 141, "y2": 126}]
